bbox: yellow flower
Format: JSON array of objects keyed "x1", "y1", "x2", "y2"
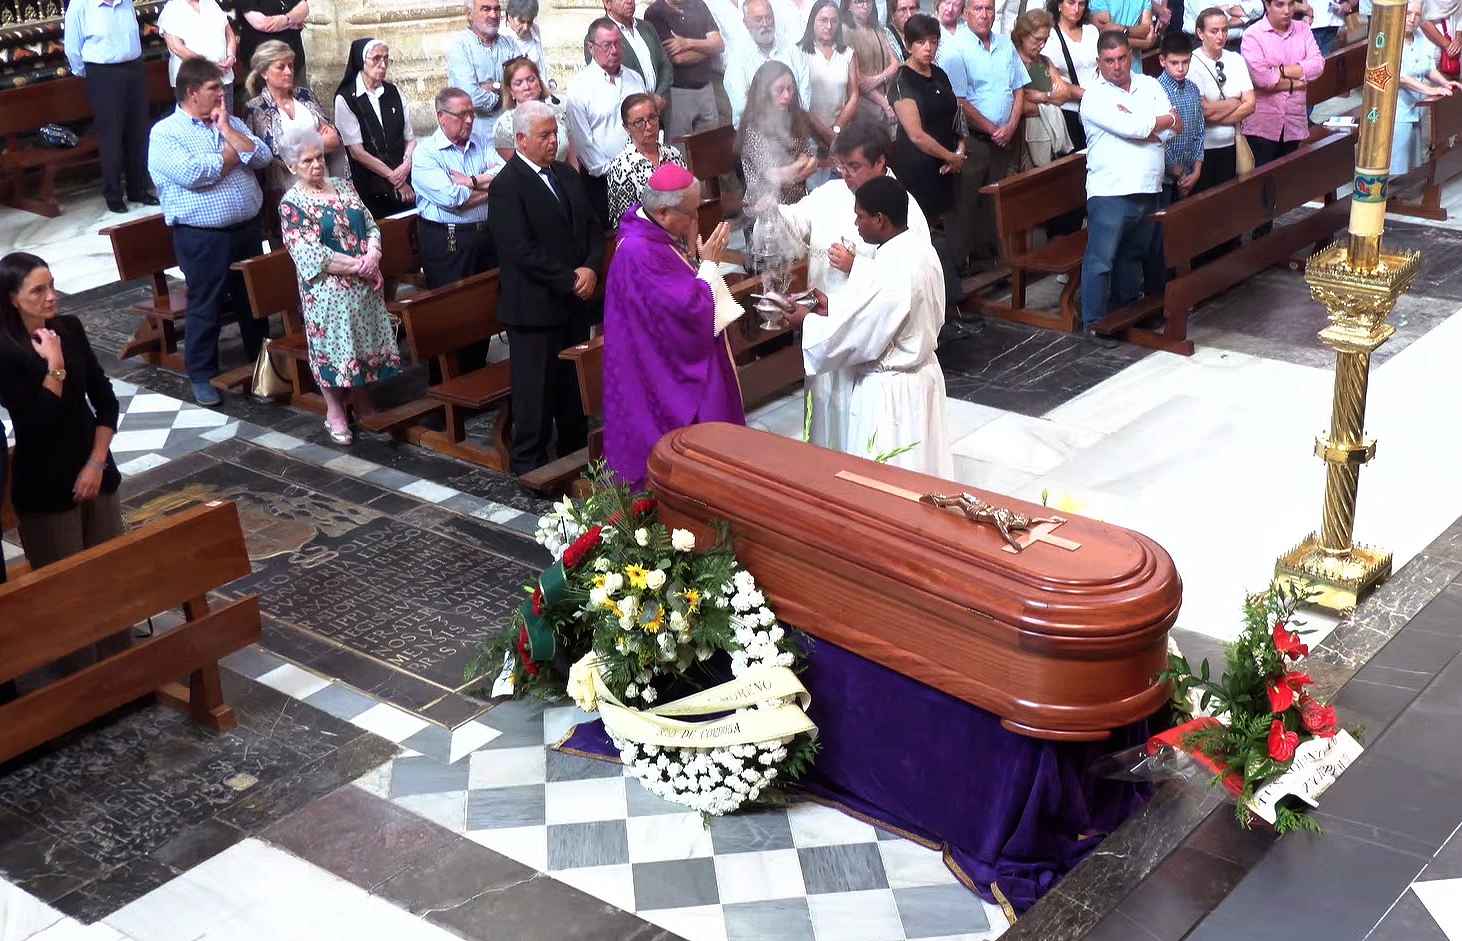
[
  {"x1": 643, "y1": 608, "x2": 665, "y2": 633},
  {"x1": 683, "y1": 589, "x2": 701, "y2": 612},
  {"x1": 625, "y1": 565, "x2": 649, "y2": 590},
  {"x1": 593, "y1": 574, "x2": 607, "y2": 589}
]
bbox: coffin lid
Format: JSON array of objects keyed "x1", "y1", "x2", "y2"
[{"x1": 648, "y1": 423, "x2": 1182, "y2": 640}]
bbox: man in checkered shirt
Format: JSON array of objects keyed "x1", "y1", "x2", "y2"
[
  {"x1": 1156, "y1": 31, "x2": 1205, "y2": 204},
  {"x1": 148, "y1": 58, "x2": 274, "y2": 407}
]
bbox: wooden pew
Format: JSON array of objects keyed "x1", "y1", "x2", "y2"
[
  {"x1": 683, "y1": 124, "x2": 738, "y2": 242},
  {"x1": 0, "y1": 501, "x2": 260, "y2": 764},
  {"x1": 974, "y1": 151, "x2": 1086, "y2": 332},
  {"x1": 0, "y1": 59, "x2": 172, "y2": 218},
  {"x1": 1095, "y1": 129, "x2": 1355, "y2": 354},
  {"x1": 234, "y1": 249, "x2": 442, "y2": 435},
  {"x1": 561, "y1": 335, "x2": 606, "y2": 465},
  {"x1": 378, "y1": 210, "x2": 423, "y2": 301},
  {"x1": 1305, "y1": 40, "x2": 1366, "y2": 109},
  {"x1": 726, "y1": 263, "x2": 809, "y2": 409},
  {"x1": 395, "y1": 269, "x2": 513, "y2": 470},
  {"x1": 1389, "y1": 91, "x2": 1462, "y2": 221},
  {"x1": 100, "y1": 213, "x2": 188, "y2": 370}
]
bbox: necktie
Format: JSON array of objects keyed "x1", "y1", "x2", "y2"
[{"x1": 539, "y1": 167, "x2": 561, "y2": 203}]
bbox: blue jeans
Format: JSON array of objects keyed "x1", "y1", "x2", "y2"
[
  {"x1": 1081, "y1": 193, "x2": 1166, "y2": 329},
  {"x1": 1312, "y1": 26, "x2": 1340, "y2": 55},
  {"x1": 171, "y1": 218, "x2": 267, "y2": 383}
]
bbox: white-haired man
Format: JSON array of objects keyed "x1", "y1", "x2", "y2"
[
  {"x1": 489, "y1": 100, "x2": 604, "y2": 474},
  {"x1": 602, "y1": 163, "x2": 743, "y2": 488},
  {"x1": 447, "y1": 0, "x2": 523, "y2": 119},
  {"x1": 723, "y1": 0, "x2": 810, "y2": 127}
]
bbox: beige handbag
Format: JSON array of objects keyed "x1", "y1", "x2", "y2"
[
  {"x1": 1234, "y1": 132, "x2": 1256, "y2": 176},
  {"x1": 251, "y1": 339, "x2": 291, "y2": 400}
]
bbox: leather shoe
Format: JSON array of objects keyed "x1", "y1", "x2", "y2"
[
  {"x1": 106, "y1": 198, "x2": 128, "y2": 213},
  {"x1": 191, "y1": 381, "x2": 222, "y2": 407},
  {"x1": 131, "y1": 193, "x2": 160, "y2": 206}
]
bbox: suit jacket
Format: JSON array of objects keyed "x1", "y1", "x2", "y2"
[
  {"x1": 488, "y1": 155, "x2": 606, "y2": 329},
  {"x1": 584, "y1": 18, "x2": 675, "y2": 98}
]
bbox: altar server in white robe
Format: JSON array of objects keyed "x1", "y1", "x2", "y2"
[
  {"x1": 785, "y1": 176, "x2": 953, "y2": 477},
  {"x1": 773, "y1": 120, "x2": 928, "y2": 456}
]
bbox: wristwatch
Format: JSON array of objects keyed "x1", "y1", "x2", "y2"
[{"x1": 48, "y1": 366, "x2": 67, "y2": 382}]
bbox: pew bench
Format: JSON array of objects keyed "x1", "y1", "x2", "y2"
[
  {"x1": 0, "y1": 501, "x2": 261, "y2": 764},
  {"x1": 395, "y1": 269, "x2": 513, "y2": 470},
  {"x1": 683, "y1": 124, "x2": 740, "y2": 245},
  {"x1": 974, "y1": 151, "x2": 1086, "y2": 333},
  {"x1": 100, "y1": 213, "x2": 189, "y2": 371},
  {"x1": 1094, "y1": 128, "x2": 1356, "y2": 354},
  {"x1": 1389, "y1": 91, "x2": 1462, "y2": 221},
  {"x1": 378, "y1": 210, "x2": 424, "y2": 302},
  {"x1": 0, "y1": 60, "x2": 171, "y2": 218}
]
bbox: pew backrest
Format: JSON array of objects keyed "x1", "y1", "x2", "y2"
[
  {"x1": 1155, "y1": 129, "x2": 1356, "y2": 263},
  {"x1": 100, "y1": 213, "x2": 178, "y2": 286},
  {"x1": 1307, "y1": 41, "x2": 1366, "y2": 107},
  {"x1": 378, "y1": 211, "x2": 421, "y2": 279},
  {"x1": 561, "y1": 335, "x2": 606, "y2": 419},
  {"x1": 235, "y1": 249, "x2": 303, "y2": 329},
  {"x1": 982, "y1": 149, "x2": 1088, "y2": 241},
  {"x1": 683, "y1": 124, "x2": 738, "y2": 182},
  {"x1": 395, "y1": 269, "x2": 503, "y2": 372},
  {"x1": 0, "y1": 501, "x2": 252, "y2": 686}
]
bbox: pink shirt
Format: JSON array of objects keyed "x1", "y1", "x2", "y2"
[{"x1": 1240, "y1": 17, "x2": 1324, "y2": 143}]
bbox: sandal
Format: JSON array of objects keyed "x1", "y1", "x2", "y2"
[{"x1": 324, "y1": 419, "x2": 353, "y2": 446}]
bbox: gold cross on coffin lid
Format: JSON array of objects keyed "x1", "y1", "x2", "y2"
[{"x1": 836, "y1": 471, "x2": 1082, "y2": 553}]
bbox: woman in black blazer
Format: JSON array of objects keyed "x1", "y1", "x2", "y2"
[{"x1": 0, "y1": 252, "x2": 130, "y2": 668}]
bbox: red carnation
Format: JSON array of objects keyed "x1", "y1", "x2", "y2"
[
  {"x1": 516, "y1": 626, "x2": 539, "y2": 677},
  {"x1": 1272, "y1": 623, "x2": 1309, "y2": 659},
  {"x1": 1267, "y1": 680, "x2": 1295, "y2": 714},
  {"x1": 561, "y1": 526, "x2": 602, "y2": 570},
  {"x1": 1267, "y1": 719, "x2": 1299, "y2": 762},
  {"x1": 531, "y1": 587, "x2": 544, "y2": 617},
  {"x1": 631, "y1": 498, "x2": 657, "y2": 517},
  {"x1": 1299, "y1": 695, "x2": 1339, "y2": 738}
]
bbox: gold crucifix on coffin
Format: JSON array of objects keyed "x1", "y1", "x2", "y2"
[{"x1": 835, "y1": 472, "x2": 1082, "y2": 553}]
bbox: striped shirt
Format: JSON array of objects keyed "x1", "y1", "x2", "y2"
[{"x1": 148, "y1": 107, "x2": 273, "y2": 228}]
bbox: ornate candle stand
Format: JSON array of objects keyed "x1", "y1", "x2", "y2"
[{"x1": 1275, "y1": 0, "x2": 1421, "y2": 613}]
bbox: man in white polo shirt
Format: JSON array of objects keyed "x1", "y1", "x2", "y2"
[{"x1": 1078, "y1": 29, "x2": 1178, "y2": 333}]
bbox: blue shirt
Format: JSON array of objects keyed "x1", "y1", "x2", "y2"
[
  {"x1": 410, "y1": 125, "x2": 503, "y2": 224},
  {"x1": 63, "y1": 0, "x2": 142, "y2": 76},
  {"x1": 945, "y1": 26, "x2": 1029, "y2": 128},
  {"x1": 1157, "y1": 72, "x2": 1205, "y2": 172},
  {"x1": 148, "y1": 108, "x2": 272, "y2": 228},
  {"x1": 446, "y1": 29, "x2": 523, "y2": 117},
  {"x1": 1090, "y1": 0, "x2": 1148, "y2": 26}
]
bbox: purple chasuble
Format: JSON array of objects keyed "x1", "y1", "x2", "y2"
[{"x1": 603, "y1": 206, "x2": 746, "y2": 488}]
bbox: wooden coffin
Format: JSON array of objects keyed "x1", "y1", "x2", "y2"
[{"x1": 647, "y1": 423, "x2": 1181, "y2": 742}]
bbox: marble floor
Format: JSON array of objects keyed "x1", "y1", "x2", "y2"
[{"x1": 8, "y1": 172, "x2": 1462, "y2": 941}]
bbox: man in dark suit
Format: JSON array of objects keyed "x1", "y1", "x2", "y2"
[{"x1": 489, "y1": 99, "x2": 605, "y2": 475}]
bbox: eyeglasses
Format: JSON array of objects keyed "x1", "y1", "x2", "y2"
[
  {"x1": 589, "y1": 39, "x2": 623, "y2": 50},
  {"x1": 438, "y1": 108, "x2": 475, "y2": 120},
  {"x1": 627, "y1": 115, "x2": 660, "y2": 129},
  {"x1": 366, "y1": 54, "x2": 391, "y2": 64}
]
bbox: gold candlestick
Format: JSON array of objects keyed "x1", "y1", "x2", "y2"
[{"x1": 1275, "y1": 0, "x2": 1420, "y2": 613}]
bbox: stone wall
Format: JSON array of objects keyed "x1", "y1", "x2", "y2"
[{"x1": 301, "y1": 0, "x2": 605, "y2": 135}]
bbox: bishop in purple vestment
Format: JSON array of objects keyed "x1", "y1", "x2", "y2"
[{"x1": 603, "y1": 164, "x2": 746, "y2": 489}]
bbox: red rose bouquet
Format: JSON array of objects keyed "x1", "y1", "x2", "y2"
[{"x1": 1159, "y1": 581, "x2": 1345, "y2": 833}]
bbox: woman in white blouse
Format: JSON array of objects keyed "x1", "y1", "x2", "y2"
[
  {"x1": 158, "y1": 0, "x2": 238, "y2": 104},
  {"x1": 799, "y1": 0, "x2": 860, "y2": 148},
  {"x1": 1041, "y1": 0, "x2": 1098, "y2": 148}
]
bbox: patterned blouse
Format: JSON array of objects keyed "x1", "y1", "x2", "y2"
[
  {"x1": 740, "y1": 126, "x2": 817, "y2": 207},
  {"x1": 605, "y1": 142, "x2": 689, "y2": 229},
  {"x1": 244, "y1": 86, "x2": 347, "y2": 192}
]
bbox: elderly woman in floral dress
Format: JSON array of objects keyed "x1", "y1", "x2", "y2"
[{"x1": 277, "y1": 126, "x2": 402, "y2": 445}]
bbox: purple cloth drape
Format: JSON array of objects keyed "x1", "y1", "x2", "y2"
[
  {"x1": 560, "y1": 634, "x2": 1152, "y2": 913},
  {"x1": 602, "y1": 207, "x2": 745, "y2": 489}
]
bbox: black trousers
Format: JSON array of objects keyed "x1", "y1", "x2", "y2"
[
  {"x1": 582, "y1": 173, "x2": 610, "y2": 231},
  {"x1": 84, "y1": 59, "x2": 151, "y2": 203},
  {"x1": 171, "y1": 218, "x2": 268, "y2": 383},
  {"x1": 1048, "y1": 111, "x2": 1088, "y2": 237},
  {"x1": 419, "y1": 218, "x2": 498, "y2": 376},
  {"x1": 1246, "y1": 135, "x2": 1299, "y2": 237},
  {"x1": 506, "y1": 321, "x2": 588, "y2": 475}
]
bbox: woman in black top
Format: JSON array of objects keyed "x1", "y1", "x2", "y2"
[
  {"x1": 236, "y1": 0, "x2": 308, "y2": 89},
  {"x1": 889, "y1": 14, "x2": 965, "y2": 220},
  {"x1": 889, "y1": 14, "x2": 965, "y2": 302},
  {"x1": 0, "y1": 253, "x2": 124, "y2": 570},
  {"x1": 333, "y1": 37, "x2": 418, "y2": 219}
]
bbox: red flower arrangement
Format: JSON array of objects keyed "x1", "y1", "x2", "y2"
[
  {"x1": 1159, "y1": 581, "x2": 1345, "y2": 833},
  {"x1": 561, "y1": 526, "x2": 602, "y2": 571}
]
